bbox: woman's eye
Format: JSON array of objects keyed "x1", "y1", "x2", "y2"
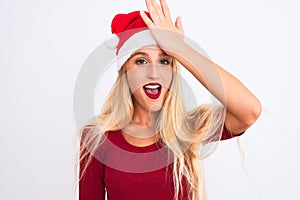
[
  {"x1": 135, "y1": 58, "x2": 148, "y2": 65},
  {"x1": 160, "y1": 59, "x2": 171, "y2": 65}
]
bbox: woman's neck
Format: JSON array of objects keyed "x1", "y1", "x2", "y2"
[
  {"x1": 121, "y1": 105, "x2": 160, "y2": 145},
  {"x1": 131, "y1": 98, "x2": 160, "y2": 125},
  {"x1": 132, "y1": 110, "x2": 157, "y2": 127}
]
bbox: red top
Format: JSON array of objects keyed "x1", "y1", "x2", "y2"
[{"x1": 79, "y1": 126, "x2": 239, "y2": 200}]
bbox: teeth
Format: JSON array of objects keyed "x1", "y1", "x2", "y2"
[{"x1": 145, "y1": 85, "x2": 160, "y2": 89}]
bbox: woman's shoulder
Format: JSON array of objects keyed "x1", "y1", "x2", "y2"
[
  {"x1": 79, "y1": 127, "x2": 122, "y2": 153},
  {"x1": 105, "y1": 129, "x2": 123, "y2": 141},
  {"x1": 80, "y1": 127, "x2": 120, "y2": 138}
]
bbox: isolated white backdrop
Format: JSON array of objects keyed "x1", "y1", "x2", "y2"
[{"x1": 1, "y1": 0, "x2": 299, "y2": 199}]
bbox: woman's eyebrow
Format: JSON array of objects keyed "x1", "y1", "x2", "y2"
[{"x1": 129, "y1": 51, "x2": 171, "y2": 59}]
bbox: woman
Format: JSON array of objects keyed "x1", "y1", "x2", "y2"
[{"x1": 78, "y1": 0, "x2": 262, "y2": 199}]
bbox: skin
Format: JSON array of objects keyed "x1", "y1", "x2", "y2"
[
  {"x1": 126, "y1": 46, "x2": 173, "y2": 115},
  {"x1": 122, "y1": 46, "x2": 173, "y2": 146},
  {"x1": 123, "y1": 0, "x2": 262, "y2": 146},
  {"x1": 140, "y1": 0, "x2": 262, "y2": 135}
]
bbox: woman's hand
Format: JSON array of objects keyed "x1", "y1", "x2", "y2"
[
  {"x1": 140, "y1": 0, "x2": 185, "y2": 53},
  {"x1": 141, "y1": 0, "x2": 261, "y2": 135}
]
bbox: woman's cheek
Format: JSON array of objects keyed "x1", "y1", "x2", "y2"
[
  {"x1": 126, "y1": 69, "x2": 147, "y2": 92},
  {"x1": 161, "y1": 68, "x2": 173, "y2": 89}
]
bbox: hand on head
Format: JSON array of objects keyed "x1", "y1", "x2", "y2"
[
  {"x1": 140, "y1": 0, "x2": 185, "y2": 53},
  {"x1": 140, "y1": 0, "x2": 184, "y2": 34}
]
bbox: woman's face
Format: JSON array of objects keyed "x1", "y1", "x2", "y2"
[{"x1": 125, "y1": 45, "x2": 173, "y2": 113}]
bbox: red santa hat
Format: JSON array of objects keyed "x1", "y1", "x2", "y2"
[{"x1": 109, "y1": 11, "x2": 157, "y2": 69}]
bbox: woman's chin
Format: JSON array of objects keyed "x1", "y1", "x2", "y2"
[{"x1": 148, "y1": 104, "x2": 163, "y2": 113}]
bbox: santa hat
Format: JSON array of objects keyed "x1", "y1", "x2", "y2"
[{"x1": 108, "y1": 11, "x2": 157, "y2": 70}]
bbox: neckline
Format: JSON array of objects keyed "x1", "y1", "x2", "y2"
[{"x1": 118, "y1": 129, "x2": 162, "y2": 151}]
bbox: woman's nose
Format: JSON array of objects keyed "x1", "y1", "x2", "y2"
[{"x1": 146, "y1": 64, "x2": 159, "y2": 80}]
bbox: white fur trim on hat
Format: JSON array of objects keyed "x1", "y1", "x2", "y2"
[
  {"x1": 105, "y1": 33, "x2": 119, "y2": 49},
  {"x1": 116, "y1": 30, "x2": 157, "y2": 70}
]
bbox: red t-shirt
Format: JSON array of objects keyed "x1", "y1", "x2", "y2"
[{"x1": 79, "y1": 126, "x2": 239, "y2": 200}]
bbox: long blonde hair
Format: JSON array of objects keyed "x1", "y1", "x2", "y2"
[{"x1": 78, "y1": 59, "x2": 225, "y2": 200}]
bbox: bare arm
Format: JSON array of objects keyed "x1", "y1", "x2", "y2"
[
  {"x1": 168, "y1": 43, "x2": 262, "y2": 134},
  {"x1": 140, "y1": 0, "x2": 262, "y2": 134}
]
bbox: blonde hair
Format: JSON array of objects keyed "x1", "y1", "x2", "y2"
[{"x1": 78, "y1": 59, "x2": 226, "y2": 200}]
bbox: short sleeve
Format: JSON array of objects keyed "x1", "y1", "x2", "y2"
[{"x1": 221, "y1": 125, "x2": 245, "y2": 140}]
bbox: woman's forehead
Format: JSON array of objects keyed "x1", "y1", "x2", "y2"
[{"x1": 133, "y1": 45, "x2": 169, "y2": 56}]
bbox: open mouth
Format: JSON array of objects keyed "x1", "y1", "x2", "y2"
[{"x1": 143, "y1": 83, "x2": 162, "y2": 99}]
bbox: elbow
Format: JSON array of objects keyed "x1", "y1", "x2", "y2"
[
  {"x1": 226, "y1": 98, "x2": 262, "y2": 135},
  {"x1": 243, "y1": 99, "x2": 262, "y2": 128},
  {"x1": 251, "y1": 99, "x2": 262, "y2": 123}
]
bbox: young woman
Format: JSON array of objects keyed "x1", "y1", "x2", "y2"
[{"x1": 78, "y1": 0, "x2": 262, "y2": 199}]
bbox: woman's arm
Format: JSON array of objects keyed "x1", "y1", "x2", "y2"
[
  {"x1": 169, "y1": 44, "x2": 262, "y2": 135},
  {"x1": 140, "y1": 0, "x2": 262, "y2": 134}
]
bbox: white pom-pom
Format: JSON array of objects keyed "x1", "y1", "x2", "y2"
[{"x1": 104, "y1": 33, "x2": 119, "y2": 49}]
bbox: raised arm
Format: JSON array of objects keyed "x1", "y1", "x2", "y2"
[{"x1": 140, "y1": 0, "x2": 262, "y2": 134}]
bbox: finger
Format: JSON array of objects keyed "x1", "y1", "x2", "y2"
[
  {"x1": 147, "y1": 0, "x2": 164, "y2": 22},
  {"x1": 140, "y1": 10, "x2": 154, "y2": 28},
  {"x1": 145, "y1": 0, "x2": 160, "y2": 23},
  {"x1": 175, "y1": 16, "x2": 184, "y2": 33},
  {"x1": 160, "y1": 0, "x2": 171, "y2": 19}
]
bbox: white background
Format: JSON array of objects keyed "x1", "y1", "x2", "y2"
[{"x1": 1, "y1": 0, "x2": 299, "y2": 199}]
